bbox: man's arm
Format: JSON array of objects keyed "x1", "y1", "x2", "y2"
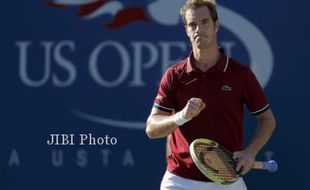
[
  {"x1": 234, "y1": 109, "x2": 276, "y2": 175},
  {"x1": 146, "y1": 108, "x2": 179, "y2": 139},
  {"x1": 146, "y1": 98, "x2": 206, "y2": 139}
]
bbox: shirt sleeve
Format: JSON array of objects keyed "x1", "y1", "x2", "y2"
[
  {"x1": 153, "y1": 68, "x2": 176, "y2": 113},
  {"x1": 242, "y1": 67, "x2": 269, "y2": 115}
]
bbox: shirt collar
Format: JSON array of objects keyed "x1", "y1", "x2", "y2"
[{"x1": 186, "y1": 47, "x2": 229, "y2": 73}]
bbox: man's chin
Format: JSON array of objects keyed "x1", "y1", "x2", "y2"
[
  {"x1": 195, "y1": 43, "x2": 208, "y2": 50},
  {"x1": 194, "y1": 40, "x2": 207, "y2": 48}
]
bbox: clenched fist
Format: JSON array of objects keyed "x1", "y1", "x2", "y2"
[{"x1": 182, "y1": 98, "x2": 206, "y2": 120}]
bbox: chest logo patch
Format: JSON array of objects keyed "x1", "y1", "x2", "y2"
[{"x1": 221, "y1": 85, "x2": 232, "y2": 91}]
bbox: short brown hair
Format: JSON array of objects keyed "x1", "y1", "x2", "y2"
[{"x1": 180, "y1": 0, "x2": 218, "y2": 25}]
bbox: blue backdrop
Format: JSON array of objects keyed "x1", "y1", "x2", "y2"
[{"x1": 1, "y1": 1, "x2": 309, "y2": 189}]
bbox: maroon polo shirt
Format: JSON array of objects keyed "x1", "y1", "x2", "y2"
[{"x1": 153, "y1": 50, "x2": 269, "y2": 181}]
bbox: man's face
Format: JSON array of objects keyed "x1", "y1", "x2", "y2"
[{"x1": 185, "y1": 6, "x2": 219, "y2": 50}]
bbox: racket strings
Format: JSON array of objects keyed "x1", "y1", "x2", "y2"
[{"x1": 194, "y1": 143, "x2": 238, "y2": 181}]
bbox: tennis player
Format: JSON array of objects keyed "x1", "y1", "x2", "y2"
[{"x1": 145, "y1": 0, "x2": 276, "y2": 189}]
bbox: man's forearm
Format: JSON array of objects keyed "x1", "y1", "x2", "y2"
[
  {"x1": 145, "y1": 98, "x2": 205, "y2": 139},
  {"x1": 246, "y1": 109, "x2": 276, "y2": 155},
  {"x1": 146, "y1": 114, "x2": 179, "y2": 139}
]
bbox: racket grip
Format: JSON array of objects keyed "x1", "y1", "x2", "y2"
[{"x1": 253, "y1": 160, "x2": 278, "y2": 172}]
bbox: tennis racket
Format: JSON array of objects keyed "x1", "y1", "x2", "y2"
[{"x1": 189, "y1": 138, "x2": 278, "y2": 185}]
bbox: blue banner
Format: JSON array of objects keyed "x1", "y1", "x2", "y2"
[{"x1": 1, "y1": 0, "x2": 309, "y2": 189}]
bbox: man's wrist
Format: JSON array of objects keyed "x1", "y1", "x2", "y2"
[{"x1": 174, "y1": 111, "x2": 190, "y2": 126}]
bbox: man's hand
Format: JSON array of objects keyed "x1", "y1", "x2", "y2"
[
  {"x1": 233, "y1": 150, "x2": 257, "y2": 175},
  {"x1": 182, "y1": 98, "x2": 206, "y2": 120}
]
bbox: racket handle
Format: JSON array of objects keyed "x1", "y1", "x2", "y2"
[{"x1": 253, "y1": 160, "x2": 278, "y2": 172}]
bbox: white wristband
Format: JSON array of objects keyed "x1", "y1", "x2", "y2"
[{"x1": 174, "y1": 111, "x2": 190, "y2": 126}]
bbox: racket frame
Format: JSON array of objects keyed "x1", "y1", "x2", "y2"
[{"x1": 189, "y1": 138, "x2": 239, "y2": 185}]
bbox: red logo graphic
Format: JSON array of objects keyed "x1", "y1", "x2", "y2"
[
  {"x1": 47, "y1": 0, "x2": 185, "y2": 29},
  {"x1": 47, "y1": 0, "x2": 148, "y2": 29}
]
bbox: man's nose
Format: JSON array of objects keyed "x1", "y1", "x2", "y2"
[{"x1": 195, "y1": 24, "x2": 203, "y2": 33}]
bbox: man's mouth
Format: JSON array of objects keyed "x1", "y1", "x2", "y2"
[{"x1": 195, "y1": 35, "x2": 206, "y2": 40}]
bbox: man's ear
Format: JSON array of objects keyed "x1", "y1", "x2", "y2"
[
  {"x1": 215, "y1": 20, "x2": 220, "y2": 33},
  {"x1": 185, "y1": 25, "x2": 190, "y2": 37}
]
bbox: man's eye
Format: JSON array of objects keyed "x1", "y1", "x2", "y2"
[
  {"x1": 202, "y1": 20, "x2": 209, "y2": 25},
  {"x1": 188, "y1": 23, "x2": 197, "y2": 28}
]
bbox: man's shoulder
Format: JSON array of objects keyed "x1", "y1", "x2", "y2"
[
  {"x1": 166, "y1": 58, "x2": 188, "y2": 73},
  {"x1": 227, "y1": 57, "x2": 250, "y2": 73}
]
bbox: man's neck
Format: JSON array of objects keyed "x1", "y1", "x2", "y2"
[{"x1": 193, "y1": 46, "x2": 221, "y2": 72}]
